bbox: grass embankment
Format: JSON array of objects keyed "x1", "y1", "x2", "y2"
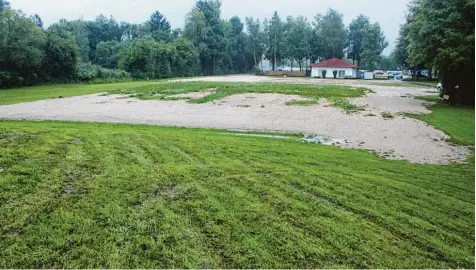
[
  {"x1": 0, "y1": 120, "x2": 474, "y2": 268},
  {"x1": 411, "y1": 96, "x2": 474, "y2": 146}
]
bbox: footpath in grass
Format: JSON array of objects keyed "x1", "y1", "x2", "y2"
[{"x1": 0, "y1": 120, "x2": 473, "y2": 268}]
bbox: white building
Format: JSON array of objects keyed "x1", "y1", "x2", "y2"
[{"x1": 310, "y1": 58, "x2": 359, "y2": 78}]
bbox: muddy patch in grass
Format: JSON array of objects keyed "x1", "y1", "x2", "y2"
[{"x1": 301, "y1": 135, "x2": 347, "y2": 146}]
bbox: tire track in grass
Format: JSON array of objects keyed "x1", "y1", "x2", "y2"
[
  {"x1": 0, "y1": 131, "x2": 104, "y2": 268},
  {"x1": 226, "y1": 144, "x2": 472, "y2": 262},
  {"x1": 248, "y1": 149, "x2": 473, "y2": 230},
  {"x1": 289, "y1": 181, "x2": 473, "y2": 268},
  {"x1": 207, "y1": 171, "x2": 430, "y2": 268}
]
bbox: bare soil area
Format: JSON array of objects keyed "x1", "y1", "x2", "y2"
[{"x1": 0, "y1": 75, "x2": 466, "y2": 164}]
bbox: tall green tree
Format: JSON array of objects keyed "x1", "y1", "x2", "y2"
[
  {"x1": 359, "y1": 22, "x2": 388, "y2": 70},
  {"x1": 87, "y1": 14, "x2": 121, "y2": 61},
  {"x1": 0, "y1": 8, "x2": 46, "y2": 86},
  {"x1": 44, "y1": 27, "x2": 78, "y2": 80},
  {"x1": 148, "y1": 11, "x2": 172, "y2": 42},
  {"x1": 392, "y1": 23, "x2": 411, "y2": 70},
  {"x1": 376, "y1": 55, "x2": 396, "y2": 70},
  {"x1": 223, "y1": 16, "x2": 252, "y2": 73},
  {"x1": 119, "y1": 36, "x2": 169, "y2": 78},
  {"x1": 95, "y1": 40, "x2": 122, "y2": 69},
  {"x1": 314, "y1": 9, "x2": 346, "y2": 59},
  {"x1": 32, "y1": 14, "x2": 43, "y2": 28},
  {"x1": 245, "y1": 17, "x2": 265, "y2": 69},
  {"x1": 405, "y1": 0, "x2": 474, "y2": 103},
  {"x1": 149, "y1": 11, "x2": 171, "y2": 32},
  {"x1": 169, "y1": 38, "x2": 200, "y2": 77},
  {"x1": 49, "y1": 19, "x2": 90, "y2": 62},
  {"x1": 184, "y1": 0, "x2": 226, "y2": 75},
  {"x1": 0, "y1": 0, "x2": 9, "y2": 12},
  {"x1": 265, "y1": 11, "x2": 283, "y2": 70},
  {"x1": 346, "y1": 14, "x2": 370, "y2": 66},
  {"x1": 283, "y1": 16, "x2": 311, "y2": 70}
]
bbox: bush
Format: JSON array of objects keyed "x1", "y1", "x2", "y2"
[
  {"x1": 322, "y1": 70, "x2": 327, "y2": 78},
  {"x1": 75, "y1": 62, "x2": 131, "y2": 82},
  {"x1": 333, "y1": 70, "x2": 338, "y2": 78}
]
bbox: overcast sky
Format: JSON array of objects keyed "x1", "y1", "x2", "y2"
[{"x1": 10, "y1": 0, "x2": 410, "y2": 55}]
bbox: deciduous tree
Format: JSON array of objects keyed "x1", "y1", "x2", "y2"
[
  {"x1": 405, "y1": 0, "x2": 474, "y2": 103},
  {"x1": 314, "y1": 9, "x2": 346, "y2": 59},
  {"x1": 346, "y1": 14, "x2": 370, "y2": 66},
  {"x1": 0, "y1": 9, "x2": 46, "y2": 86},
  {"x1": 359, "y1": 22, "x2": 388, "y2": 70},
  {"x1": 265, "y1": 11, "x2": 283, "y2": 70}
]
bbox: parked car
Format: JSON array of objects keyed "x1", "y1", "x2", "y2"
[
  {"x1": 394, "y1": 72, "x2": 403, "y2": 80},
  {"x1": 388, "y1": 71, "x2": 403, "y2": 80}
]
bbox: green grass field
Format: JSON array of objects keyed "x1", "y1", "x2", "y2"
[
  {"x1": 0, "y1": 82, "x2": 474, "y2": 268},
  {"x1": 411, "y1": 96, "x2": 475, "y2": 145},
  {"x1": 403, "y1": 78, "x2": 439, "y2": 88},
  {"x1": 0, "y1": 119, "x2": 474, "y2": 268},
  {"x1": 0, "y1": 81, "x2": 161, "y2": 105},
  {"x1": 119, "y1": 81, "x2": 366, "y2": 103},
  {"x1": 0, "y1": 81, "x2": 366, "y2": 106}
]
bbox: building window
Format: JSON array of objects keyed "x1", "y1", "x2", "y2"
[{"x1": 338, "y1": 70, "x2": 345, "y2": 78}]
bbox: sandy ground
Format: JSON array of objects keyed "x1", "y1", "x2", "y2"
[{"x1": 0, "y1": 75, "x2": 467, "y2": 164}]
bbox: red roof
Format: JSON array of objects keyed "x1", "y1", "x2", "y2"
[{"x1": 310, "y1": 58, "x2": 357, "y2": 68}]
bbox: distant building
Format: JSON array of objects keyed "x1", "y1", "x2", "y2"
[{"x1": 310, "y1": 58, "x2": 359, "y2": 78}]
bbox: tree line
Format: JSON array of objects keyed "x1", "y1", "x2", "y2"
[
  {"x1": 0, "y1": 0, "x2": 390, "y2": 88},
  {"x1": 392, "y1": 0, "x2": 474, "y2": 103}
]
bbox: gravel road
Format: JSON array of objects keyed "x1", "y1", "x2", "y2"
[{"x1": 0, "y1": 75, "x2": 467, "y2": 164}]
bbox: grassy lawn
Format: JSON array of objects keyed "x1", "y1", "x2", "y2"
[
  {"x1": 120, "y1": 82, "x2": 366, "y2": 103},
  {"x1": 411, "y1": 97, "x2": 475, "y2": 145},
  {"x1": 1, "y1": 81, "x2": 366, "y2": 106},
  {"x1": 0, "y1": 120, "x2": 474, "y2": 268},
  {"x1": 403, "y1": 78, "x2": 439, "y2": 88},
  {"x1": 0, "y1": 81, "x2": 159, "y2": 105}
]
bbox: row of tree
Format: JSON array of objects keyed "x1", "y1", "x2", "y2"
[
  {"x1": 392, "y1": 0, "x2": 474, "y2": 103},
  {"x1": 0, "y1": 0, "x2": 391, "y2": 88},
  {"x1": 246, "y1": 9, "x2": 388, "y2": 71}
]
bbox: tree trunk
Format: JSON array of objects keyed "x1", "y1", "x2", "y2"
[
  {"x1": 273, "y1": 32, "x2": 277, "y2": 71},
  {"x1": 213, "y1": 57, "x2": 216, "y2": 75},
  {"x1": 290, "y1": 60, "x2": 293, "y2": 72},
  {"x1": 253, "y1": 44, "x2": 257, "y2": 69}
]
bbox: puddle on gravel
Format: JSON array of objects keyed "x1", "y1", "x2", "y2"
[
  {"x1": 301, "y1": 135, "x2": 347, "y2": 146},
  {"x1": 223, "y1": 133, "x2": 294, "y2": 139}
]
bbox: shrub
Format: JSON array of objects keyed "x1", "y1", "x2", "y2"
[
  {"x1": 75, "y1": 62, "x2": 131, "y2": 82},
  {"x1": 333, "y1": 70, "x2": 338, "y2": 78},
  {"x1": 322, "y1": 70, "x2": 327, "y2": 78}
]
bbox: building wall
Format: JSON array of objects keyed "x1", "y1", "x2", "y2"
[{"x1": 311, "y1": 67, "x2": 357, "y2": 78}]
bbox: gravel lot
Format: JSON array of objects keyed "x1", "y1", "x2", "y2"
[{"x1": 0, "y1": 75, "x2": 467, "y2": 164}]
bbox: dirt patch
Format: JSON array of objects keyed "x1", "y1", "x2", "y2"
[
  {"x1": 168, "y1": 88, "x2": 216, "y2": 99},
  {"x1": 0, "y1": 75, "x2": 468, "y2": 164}
]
